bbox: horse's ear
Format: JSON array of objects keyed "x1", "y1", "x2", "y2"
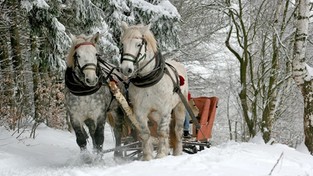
[
  {"x1": 68, "y1": 33, "x2": 76, "y2": 41},
  {"x1": 142, "y1": 23, "x2": 151, "y2": 33},
  {"x1": 91, "y1": 32, "x2": 100, "y2": 44},
  {"x1": 146, "y1": 23, "x2": 151, "y2": 30},
  {"x1": 121, "y1": 21, "x2": 128, "y2": 31}
]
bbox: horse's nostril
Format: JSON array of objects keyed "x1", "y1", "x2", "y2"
[
  {"x1": 85, "y1": 76, "x2": 98, "y2": 86},
  {"x1": 127, "y1": 68, "x2": 133, "y2": 74}
]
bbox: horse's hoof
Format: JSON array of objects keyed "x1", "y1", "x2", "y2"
[
  {"x1": 80, "y1": 146, "x2": 87, "y2": 151},
  {"x1": 156, "y1": 153, "x2": 167, "y2": 159},
  {"x1": 142, "y1": 155, "x2": 153, "y2": 161},
  {"x1": 80, "y1": 150, "x2": 93, "y2": 164},
  {"x1": 92, "y1": 148, "x2": 103, "y2": 155},
  {"x1": 173, "y1": 151, "x2": 182, "y2": 156},
  {"x1": 114, "y1": 150, "x2": 123, "y2": 158}
]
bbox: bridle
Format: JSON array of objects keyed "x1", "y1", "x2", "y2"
[
  {"x1": 120, "y1": 37, "x2": 147, "y2": 65},
  {"x1": 66, "y1": 41, "x2": 124, "y2": 96},
  {"x1": 65, "y1": 41, "x2": 105, "y2": 96},
  {"x1": 120, "y1": 37, "x2": 157, "y2": 77},
  {"x1": 120, "y1": 37, "x2": 166, "y2": 88},
  {"x1": 72, "y1": 42, "x2": 99, "y2": 82}
]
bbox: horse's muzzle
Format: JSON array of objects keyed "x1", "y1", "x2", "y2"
[
  {"x1": 85, "y1": 76, "x2": 98, "y2": 87},
  {"x1": 121, "y1": 67, "x2": 133, "y2": 77}
]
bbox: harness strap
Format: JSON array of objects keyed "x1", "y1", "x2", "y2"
[
  {"x1": 97, "y1": 55, "x2": 125, "y2": 83},
  {"x1": 164, "y1": 64, "x2": 203, "y2": 132},
  {"x1": 135, "y1": 53, "x2": 154, "y2": 74},
  {"x1": 164, "y1": 63, "x2": 180, "y2": 93},
  {"x1": 130, "y1": 52, "x2": 165, "y2": 87},
  {"x1": 81, "y1": 63, "x2": 97, "y2": 71}
]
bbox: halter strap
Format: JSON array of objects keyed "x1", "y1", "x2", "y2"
[
  {"x1": 120, "y1": 37, "x2": 147, "y2": 64},
  {"x1": 73, "y1": 41, "x2": 97, "y2": 73},
  {"x1": 74, "y1": 42, "x2": 95, "y2": 50}
]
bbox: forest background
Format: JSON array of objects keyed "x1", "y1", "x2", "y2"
[{"x1": 1, "y1": 0, "x2": 313, "y2": 154}]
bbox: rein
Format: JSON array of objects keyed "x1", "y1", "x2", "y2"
[
  {"x1": 129, "y1": 52, "x2": 166, "y2": 88},
  {"x1": 164, "y1": 64, "x2": 204, "y2": 134}
]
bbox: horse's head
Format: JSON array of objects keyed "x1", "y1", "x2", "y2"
[
  {"x1": 119, "y1": 22, "x2": 157, "y2": 78},
  {"x1": 67, "y1": 32, "x2": 100, "y2": 87}
]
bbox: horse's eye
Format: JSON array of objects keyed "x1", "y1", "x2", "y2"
[
  {"x1": 136, "y1": 43, "x2": 142, "y2": 47},
  {"x1": 74, "y1": 53, "x2": 80, "y2": 59}
]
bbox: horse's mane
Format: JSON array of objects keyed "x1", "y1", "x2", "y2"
[
  {"x1": 121, "y1": 24, "x2": 158, "y2": 53},
  {"x1": 66, "y1": 34, "x2": 93, "y2": 68}
]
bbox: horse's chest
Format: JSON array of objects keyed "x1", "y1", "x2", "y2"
[
  {"x1": 128, "y1": 84, "x2": 176, "y2": 108},
  {"x1": 66, "y1": 87, "x2": 110, "y2": 116}
]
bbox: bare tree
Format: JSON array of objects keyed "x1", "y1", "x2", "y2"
[{"x1": 224, "y1": 0, "x2": 295, "y2": 142}]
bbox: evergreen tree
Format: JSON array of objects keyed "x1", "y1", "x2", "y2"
[
  {"x1": 0, "y1": 0, "x2": 181, "y2": 130},
  {"x1": 130, "y1": 0, "x2": 180, "y2": 52}
]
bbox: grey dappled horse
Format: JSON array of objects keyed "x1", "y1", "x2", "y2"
[{"x1": 64, "y1": 32, "x2": 125, "y2": 156}]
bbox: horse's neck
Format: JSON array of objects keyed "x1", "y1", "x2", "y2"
[{"x1": 138, "y1": 51, "x2": 156, "y2": 76}]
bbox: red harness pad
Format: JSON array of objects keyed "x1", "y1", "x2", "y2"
[{"x1": 179, "y1": 75, "x2": 185, "y2": 86}]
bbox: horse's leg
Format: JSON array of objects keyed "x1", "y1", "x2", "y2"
[
  {"x1": 110, "y1": 108, "x2": 124, "y2": 158},
  {"x1": 94, "y1": 117, "x2": 105, "y2": 152},
  {"x1": 155, "y1": 113, "x2": 171, "y2": 159},
  {"x1": 85, "y1": 118, "x2": 104, "y2": 153},
  {"x1": 172, "y1": 103, "x2": 185, "y2": 156},
  {"x1": 113, "y1": 124, "x2": 122, "y2": 158},
  {"x1": 137, "y1": 114, "x2": 153, "y2": 161},
  {"x1": 84, "y1": 119, "x2": 97, "y2": 150},
  {"x1": 71, "y1": 118, "x2": 88, "y2": 151}
]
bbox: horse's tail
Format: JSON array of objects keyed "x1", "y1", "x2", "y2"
[{"x1": 106, "y1": 112, "x2": 132, "y2": 137}]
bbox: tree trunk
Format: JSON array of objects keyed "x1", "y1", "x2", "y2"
[
  {"x1": 260, "y1": 0, "x2": 285, "y2": 143},
  {"x1": 0, "y1": 35, "x2": 14, "y2": 106},
  {"x1": 5, "y1": 0, "x2": 23, "y2": 129},
  {"x1": 293, "y1": 0, "x2": 313, "y2": 155},
  {"x1": 0, "y1": 33, "x2": 16, "y2": 128},
  {"x1": 31, "y1": 32, "x2": 40, "y2": 122},
  {"x1": 225, "y1": 6, "x2": 256, "y2": 139},
  {"x1": 302, "y1": 83, "x2": 313, "y2": 154}
]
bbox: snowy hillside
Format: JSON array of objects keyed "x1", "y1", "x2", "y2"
[{"x1": 1, "y1": 125, "x2": 313, "y2": 176}]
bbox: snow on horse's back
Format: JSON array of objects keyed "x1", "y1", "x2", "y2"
[{"x1": 120, "y1": 21, "x2": 188, "y2": 160}]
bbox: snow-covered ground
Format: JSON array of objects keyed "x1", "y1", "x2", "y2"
[{"x1": 0, "y1": 125, "x2": 313, "y2": 176}]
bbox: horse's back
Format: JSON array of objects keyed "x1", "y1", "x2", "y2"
[{"x1": 165, "y1": 60, "x2": 187, "y2": 76}]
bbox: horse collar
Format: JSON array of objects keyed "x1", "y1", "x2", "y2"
[
  {"x1": 130, "y1": 52, "x2": 165, "y2": 88},
  {"x1": 65, "y1": 67, "x2": 102, "y2": 96}
]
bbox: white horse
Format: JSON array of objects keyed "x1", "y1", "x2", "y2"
[
  {"x1": 65, "y1": 32, "x2": 125, "y2": 157},
  {"x1": 119, "y1": 22, "x2": 188, "y2": 160}
]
